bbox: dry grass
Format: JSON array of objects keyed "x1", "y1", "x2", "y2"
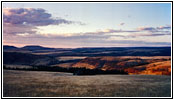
[
  {"x1": 32, "y1": 51, "x2": 71, "y2": 55},
  {"x1": 116, "y1": 56, "x2": 171, "y2": 59},
  {"x1": 4, "y1": 64, "x2": 33, "y2": 69},
  {"x1": 3, "y1": 70, "x2": 171, "y2": 97},
  {"x1": 52, "y1": 62, "x2": 74, "y2": 68},
  {"x1": 57, "y1": 56, "x2": 86, "y2": 61},
  {"x1": 138, "y1": 61, "x2": 171, "y2": 75},
  {"x1": 93, "y1": 56, "x2": 171, "y2": 60},
  {"x1": 125, "y1": 60, "x2": 171, "y2": 75},
  {"x1": 73, "y1": 56, "x2": 171, "y2": 75}
]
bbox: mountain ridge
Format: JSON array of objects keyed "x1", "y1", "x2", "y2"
[{"x1": 3, "y1": 45, "x2": 171, "y2": 49}]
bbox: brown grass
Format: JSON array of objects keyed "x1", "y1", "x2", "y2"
[
  {"x1": 3, "y1": 70, "x2": 171, "y2": 97},
  {"x1": 52, "y1": 62, "x2": 74, "y2": 68},
  {"x1": 57, "y1": 56, "x2": 86, "y2": 61}
]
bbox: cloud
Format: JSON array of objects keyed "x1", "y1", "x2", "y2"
[
  {"x1": 157, "y1": 25, "x2": 171, "y2": 30},
  {"x1": 3, "y1": 23, "x2": 37, "y2": 35},
  {"x1": 84, "y1": 26, "x2": 171, "y2": 39},
  {"x1": 83, "y1": 29, "x2": 138, "y2": 35},
  {"x1": 3, "y1": 8, "x2": 84, "y2": 35},
  {"x1": 137, "y1": 26, "x2": 156, "y2": 31},
  {"x1": 137, "y1": 25, "x2": 171, "y2": 31},
  {"x1": 103, "y1": 40, "x2": 171, "y2": 46},
  {"x1": 119, "y1": 23, "x2": 125, "y2": 26},
  {"x1": 127, "y1": 32, "x2": 171, "y2": 38},
  {"x1": 95, "y1": 29, "x2": 122, "y2": 34},
  {"x1": 3, "y1": 8, "x2": 74, "y2": 26},
  {"x1": 7, "y1": 33, "x2": 170, "y2": 47},
  {"x1": 25, "y1": 25, "x2": 170, "y2": 39},
  {"x1": 3, "y1": 7, "x2": 171, "y2": 48},
  {"x1": 128, "y1": 15, "x2": 131, "y2": 18},
  {"x1": 4, "y1": 25, "x2": 170, "y2": 48}
]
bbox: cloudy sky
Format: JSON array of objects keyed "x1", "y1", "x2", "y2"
[{"x1": 3, "y1": 3, "x2": 171, "y2": 48}]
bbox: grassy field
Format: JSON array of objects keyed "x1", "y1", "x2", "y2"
[
  {"x1": 57, "y1": 56, "x2": 87, "y2": 61},
  {"x1": 3, "y1": 69, "x2": 171, "y2": 97}
]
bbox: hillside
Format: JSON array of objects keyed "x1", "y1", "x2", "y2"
[
  {"x1": 21, "y1": 45, "x2": 56, "y2": 51},
  {"x1": 3, "y1": 52, "x2": 58, "y2": 66},
  {"x1": 3, "y1": 45, "x2": 171, "y2": 56},
  {"x1": 72, "y1": 56, "x2": 171, "y2": 75},
  {"x1": 3, "y1": 45, "x2": 171, "y2": 75},
  {"x1": 125, "y1": 60, "x2": 171, "y2": 75},
  {"x1": 3, "y1": 45, "x2": 18, "y2": 50}
]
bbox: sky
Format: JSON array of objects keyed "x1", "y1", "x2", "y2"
[{"x1": 3, "y1": 2, "x2": 172, "y2": 48}]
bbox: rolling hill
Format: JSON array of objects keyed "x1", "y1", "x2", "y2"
[
  {"x1": 3, "y1": 45, "x2": 171, "y2": 75},
  {"x1": 3, "y1": 52, "x2": 58, "y2": 66},
  {"x1": 72, "y1": 56, "x2": 171, "y2": 75}
]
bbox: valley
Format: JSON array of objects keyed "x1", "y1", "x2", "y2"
[
  {"x1": 3, "y1": 45, "x2": 172, "y2": 97},
  {"x1": 3, "y1": 45, "x2": 171, "y2": 75}
]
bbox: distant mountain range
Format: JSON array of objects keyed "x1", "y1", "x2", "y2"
[
  {"x1": 21, "y1": 45, "x2": 56, "y2": 51},
  {"x1": 3, "y1": 45, "x2": 171, "y2": 55},
  {"x1": 3, "y1": 45, "x2": 18, "y2": 50},
  {"x1": 3, "y1": 45, "x2": 57, "y2": 51}
]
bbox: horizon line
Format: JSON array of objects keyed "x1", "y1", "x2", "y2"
[{"x1": 3, "y1": 44, "x2": 171, "y2": 49}]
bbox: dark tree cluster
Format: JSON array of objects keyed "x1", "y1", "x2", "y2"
[{"x1": 3, "y1": 65, "x2": 128, "y2": 75}]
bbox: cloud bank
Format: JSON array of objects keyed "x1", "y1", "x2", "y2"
[
  {"x1": 3, "y1": 8, "x2": 82, "y2": 35},
  {"x1": 3, "y1": 8, "x2": 171, "y2": 47},
  {"x1": 3, "y1": 8, "x2": 73, "y2": 26}
]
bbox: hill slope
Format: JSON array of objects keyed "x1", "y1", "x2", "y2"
[
  {"x1": 72, "y1": 56, "x2": 171, "y2": 75},
  {"x1": 3, "y1": 52, "x2": 58, "y2": 66}
]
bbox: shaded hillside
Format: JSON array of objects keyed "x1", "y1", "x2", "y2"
[
  {"x1": 3, "y1": 45, "x2": 18, "y2": 50},
  {"x1": 21, "y1": 45, "x2": 56, "y2": 51},
  {"x1": 47, "y1": 47, "x2": 171, "y2": 57},
  {"x1": 3, "y1": 45, "x2": 70, "y2": 54},
  {"x1": 69, "y1": 47, "x2": 171, "y2": 56},
  {"x1": 3, "y1": 45, "x2": 171, "y2": 57},
  {"x1": 3, "y1": 52, "x2": 58, "y2": 66}
]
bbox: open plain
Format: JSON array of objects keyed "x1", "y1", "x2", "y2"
[{"x1": 3, "y1": 70, "x2": 171, "y2": 97}]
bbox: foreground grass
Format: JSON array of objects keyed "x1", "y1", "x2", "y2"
[{"x1": 3, "y1": 70, "x2": 171, "y2": 97}]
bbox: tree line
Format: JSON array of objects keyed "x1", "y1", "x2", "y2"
[{"x1": 3, "y1": 65, "x2": 128, "y2": 75}]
